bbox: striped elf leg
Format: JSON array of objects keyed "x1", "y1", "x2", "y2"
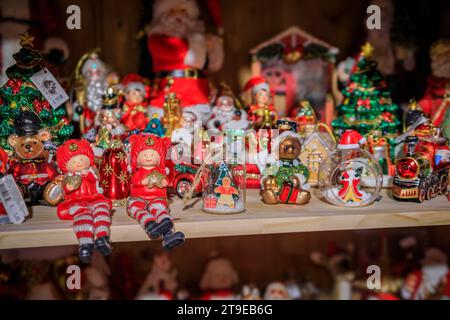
[
  {"x1": 92, "y1": 201, "x2": 111, "y2": 240},
  {"x1": 126, "y1": 197, "x2": 156, "y2": 228},
  {"x1": 70, "y1": 206, "x2": 94, "y2": 245},
  {"x1": 150, "y1": 200, "x2": 171, "y2": 224}
]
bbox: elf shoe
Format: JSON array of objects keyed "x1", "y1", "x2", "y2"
[
  {"x1": 94, "y1": 236, "x2": 113, "y2": 256},
  {"x1": 79, "y1": 244, "x2": 94, "y2": 264},
  {"x1": 162, "y1": 230, "x2": 185, "y2": 250}
]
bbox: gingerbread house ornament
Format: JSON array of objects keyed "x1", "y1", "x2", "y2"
[{"x1": 249, "y1": 26, "x2": 339, "y2": 124}]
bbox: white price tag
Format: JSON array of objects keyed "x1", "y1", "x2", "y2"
[
  {"x1": 0, "y1": 175, "x2": 29, "y2": 224},
  {"x1": 30, "y1": 68, "x2": 69, "y2": 109}
]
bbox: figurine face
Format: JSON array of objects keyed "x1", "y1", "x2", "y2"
[
  {"x1": 255, "y1": 89, "x2": 269, "y2": 105},
  {"x1": 279, "y1": 137, "x2": 302, "y2": 160},
  {"x1": 137, "y1": 149, "x2": 161, "y2": 168},
  {"x1": 126, "y1": 89, "x2": 144, "y2": 104},
  {"x1": 218, "y1": 96, "x2": 234, "y2": 112},
  {"x1": 222, "y1": 177, "x2": 231, "y2": 187},
  {"x1": 66, "y1": 155, "x2": 91, "y2": 173},
  {"x1": 8, "y1": 130, "x2": 52, "y2": 160}
]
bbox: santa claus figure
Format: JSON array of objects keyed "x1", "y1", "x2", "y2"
[
  {"x1": 264, "y1": 282, "x2": 291, "y2": 300},
  {"x1": 199, "y1": 257, "x2": 239, "y2": 300},
  {"x1": 147, "y1": 0, "x2": 224, "y2": 124},
  {"x1": 418, "y1": 40, "x2": 450, "y2": 139},
  {"x1": 401, "y1": 248, "x2": 450, "y2": 300}
]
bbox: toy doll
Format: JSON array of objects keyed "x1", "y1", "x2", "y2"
[
  {"x1": 56, "y1": 139, "x2": 113, "y2": 264},
  {"x1": 127, "y1": 134, "x2": 185, "y2": 250},
  {"x1": 244, "y1": 76, "x2": 277, "y2": 130},
  {"x1": 199, "y1": 256, "x2": 239, "y2": 300},
  {"x1": 121, "y1": 74, "x2": 149, "y2": 132}
]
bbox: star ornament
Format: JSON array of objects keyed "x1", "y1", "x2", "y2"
[
  {"x1": 20, "y1": 32, "x2": 35, "y2": 48},
  {"x1": 361, "y1": 43, "x2": 374, "y2": 58}
]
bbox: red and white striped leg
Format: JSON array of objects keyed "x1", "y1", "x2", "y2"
[
  {"x1": 149, "y1": 200, "x2": 171, "y2": 224},
  {"x1": 71, "y1": 206, "x2": 94, "y2": 245},
  {"x1": 126, "y1": 197, "x2": 156, "y2": 228},
  {"x1": 92, "y1": 201, "x2": 111, "y2": 240}
]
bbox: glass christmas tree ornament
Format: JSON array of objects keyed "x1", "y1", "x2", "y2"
[
  {"x1": 201, "y1": 157, "x2": 246, "y2": 215},
  {"x1": 318, "y1": 130, "x2": 383, "y2": 207}
]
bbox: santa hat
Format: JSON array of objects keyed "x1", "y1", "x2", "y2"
[
  {"x1": 337, "y1": 130, "x2": 366, "y2": 150},
  {"x1": 243, "y1": 76, "x2": 270, "y2": 95},
  {"x1": 122, "y1": 73, "x2": 146, "y2": 93},
  {"x1": 153, "y1": 0, "x2": 200, "y2": 20},
  {"x1": 129, "y1": 134, "x2": 171, "y2": 171},
  {"x1": 56, "y1": 139, "x2": 95, "y2": 173}
]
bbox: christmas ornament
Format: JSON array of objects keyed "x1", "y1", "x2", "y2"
[
  {"x1": 121, "y1": 74, "x2": 149, "y2": 132},
  {"x1": 332, "y1": 43, "x2": 401, "y2": 175},
  {"x1": 72, "y1": 50, "x2": 108, "y2": 133},
  {"x1": 0, "y1": 33, "x2": 72, "y2": 151},
  {"x1": 56, "y1": 139, "x2": 113, "y2": 264},
  {"x1": 7, "y1": 111, "x2": 59, "y2": 205},
  {"x1": 162, "y1": 92, "x2": 183, "y2": 137},
  {"x1": 318, "y1": 130, "x2": 383, "y2": 207},
  {"x1": 144, "y1": 113, "x2": 166, "y2": 137},
  {"x1": 392, "y1": 120, "x2": 449, "y2": 202},
  {"x1": 296, "y1": 101, "x2": 336, "y2": 186},
  {"x1": 258, "y1": 120, "x2": 311, "y2": 205},
  {"x1": 244, "y1": 76, "x2": 277, "y2": 130},
  {"x1": 418, "y1": 39, "x2": 450, "y2": 139},
  {"x1": 146, "y1": 0, "x2": 224, "y2": 124},
  {"x1": 99, "y1": 141, "x2": 130, "y2": 206},
  {"x1": 199, "y1": 256, "x2": 239, "y2": 300},
  {"x1": 126, "y1": 134, "x2": 185, "y2": 250}
]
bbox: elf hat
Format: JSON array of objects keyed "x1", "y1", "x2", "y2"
[
  {"x1": 122, "y1": 73, "x2": 146, "y2": 93},
  {"x1": 243, "y1": 76, "x2": 270, "y2": 95},
  {"x1": 337, "y1": 130, "x2": 366, "y2": 150},
  {"x1": 56, "y1": 139, "x2": 94, "y2": 173},
  {"x1": 129, "y1": 134, "x2": 171, "y2": 171}
]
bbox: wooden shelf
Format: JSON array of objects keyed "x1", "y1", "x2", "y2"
[{"x1": 0, "y1": 190, "x2": 449, "y2": 249}]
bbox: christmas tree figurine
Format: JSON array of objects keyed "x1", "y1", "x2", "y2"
[
  {"x1": 332, "y1": 43, "x2": 400, "y2": 175},
  {"x1": 0, "y1": 33, "x2": 73, "y2": 151}
]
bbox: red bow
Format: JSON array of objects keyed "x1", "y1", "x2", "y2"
[
  {"x1": 7, "y1": 79, "x2": 22, "y2": 94},
  {"x1": 357, "y1": 98, "x2": 371, "y2": 108}
]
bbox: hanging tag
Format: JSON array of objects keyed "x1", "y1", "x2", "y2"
[
  {"x1": 0, "y1": 175, "x2": 29, "y2": 224},
  {"x1": 30, "y1": 68, "x2": 69, "y2": 109}
]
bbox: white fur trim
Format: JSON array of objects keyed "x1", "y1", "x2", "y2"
[
  {"x1": 126, "y1": 82, "x2": 146, "y2": 93},
  {"x1": 153, "y1": 0, "x2": 200, "y2": 20},
  {"x1": 337, "y1": 143, "x2": 360, "y2": 150},
  {"x1": 271, "y1": 131, "x2": 302, "y2": 155},
  {"x1": 253, "y1": 82, "x2": 270, "y2": 94},
  {"x1": 184, "y1": 33, "x2": 207, "y2": 69}
]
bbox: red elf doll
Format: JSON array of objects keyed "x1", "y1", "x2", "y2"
[
  {"x1": 127, "y1": 134, "x2": 185, "y2": 250},
  {"x1": 56, "y1": 139, "x2": 113, "y2": 263}
]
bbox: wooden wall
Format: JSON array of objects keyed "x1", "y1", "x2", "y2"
[{"x1": 49, "y1": 0, "x2": 450, "y2": 93}]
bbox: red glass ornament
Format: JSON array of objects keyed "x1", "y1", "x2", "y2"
[
  {"x1": 99, "y1": 146, "x2": 130, "y2": 205},
  {"x1": 397, "y1": 158, "x2": 418, "y2": 179}
]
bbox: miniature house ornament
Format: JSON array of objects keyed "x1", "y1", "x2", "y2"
[{"x1": 318, "y1": 130, "x2": 382, "y2": 207}]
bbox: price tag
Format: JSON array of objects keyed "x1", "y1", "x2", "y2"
[
  {"x1": 30, "y1": 68, "x2": 69, "y2": 109},
  {"x1": 0, "y1": 175, "x2": 29, "y2": 224}
]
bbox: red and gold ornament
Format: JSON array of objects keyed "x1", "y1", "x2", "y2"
[{"x1": 100, "y1": 144, "x2": 130, "y2": 206}]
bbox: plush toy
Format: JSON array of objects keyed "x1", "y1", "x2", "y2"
[
  {"x1": 127, "y1": 134, "x2": 185, "y2": 250},
  {"x1": 258, "y1": 120, "x2": 311, "y2": 205},
  {"x1": 8, "y1": 111, "x2": 58, "y2": 205},
  {"x1": 199, "y1": 257, "x2": 239, "y2": 300},
  {"x1": 56, "y1": 139, "x2": 113, "y2": 264}
]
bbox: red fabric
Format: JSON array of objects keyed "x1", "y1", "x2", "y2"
[
  {"x1": 56, "y1": 139, "x2": 95, "y2": 173},
  {"x1": 200, "y1": 290, "x2": 235, "y2": 300},
  {"x1": 57, "y1": 171, "x2": 111, "y2": 220},
  {"x1": 130, "y1": 167, "x2": 168, "y2": 201},
  {"x1": 279, "y1": 185, "x2": 299, "y2": 203},
  {"x1": 147, "y1": 34, "x2": 210, "y2": 108},
  {"x1": 10, "y1": 161, "x2": 58, "y2": 186},
  {"x1": 418, "y1": 76, "x2": 450, "y2": 126},
  {"x1": 206, "y1": 0, "x2": 223, "y2": 29}
]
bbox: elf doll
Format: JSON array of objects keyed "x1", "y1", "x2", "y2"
[
  {"x1": 127, "y1": 134, "x2": 185, "y2": 250},
  {"x1": 56, "y1": 139, "x2": 113, "y2": 264},
  {"x1": 244, "y1": 76, "x2": 278, "y2": 130},
  {"x1": 121, "y1": 74, "x2": 149, "y2": 132}
]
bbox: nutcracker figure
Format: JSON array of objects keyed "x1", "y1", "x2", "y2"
[
  {"x1": 146, "y1": 0, "x2": 224, "y2": 124},
  {"x1": 121, "y1": 74, "x2": 149, "y2": 132},
  {"x1": 56, "y1": 139, "x2": 113, "y2": 264},
  {"x1": 418, "y1": 40, "x2": 450, "y2": 139},
  {"x1": 127, "y1": 134, "x2": 185, "y2": 250},
  {"x1": 7, "y1": 111, "x2": 58, "y2": 205},
  {"x1": 244, "y1": 76, "x2": 278, "y2": 130}
]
